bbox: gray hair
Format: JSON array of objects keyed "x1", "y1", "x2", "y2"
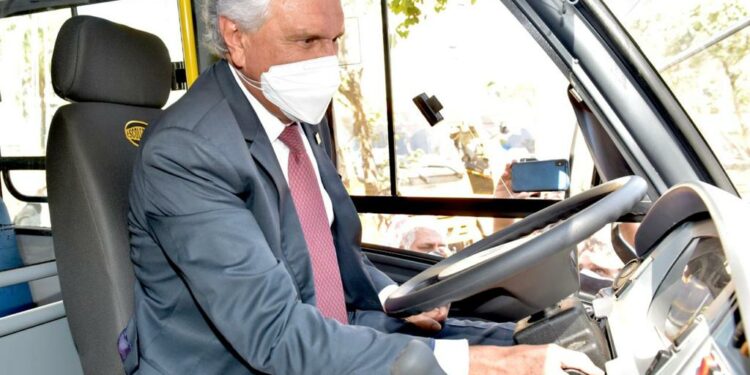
[
  {"x1": 397, "y1": 217, "x2": 443, "y2": 249},
  {"x1": 201, "y1": 0, "x2": 272, "y2": 57},
  {"x1": 399, "y1": 228, "x2": 419, "y2": 250}
]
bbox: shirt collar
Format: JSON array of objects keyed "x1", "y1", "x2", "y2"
[{"x1": 228, "y1": 64, "x2": 291, "y2": 143}]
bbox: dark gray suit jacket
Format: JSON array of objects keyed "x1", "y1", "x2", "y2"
[{"x1": 127, "y1": 60, "x2": 426, "y2": 374}]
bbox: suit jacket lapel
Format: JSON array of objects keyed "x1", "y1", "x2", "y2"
[
  {"x1": 214, "y1": 61, "x2": 318, "y2": 302},
  {"x1": 214, "y1": 61, "x2": 287, "y2": 201},
  {"x1": 300, "y1": 123, "x2": 343, "y2": 219}
]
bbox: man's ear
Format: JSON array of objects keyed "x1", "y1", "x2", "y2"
[{"x1": 219, "y1": 16, "x2": 246, "y2": 68}]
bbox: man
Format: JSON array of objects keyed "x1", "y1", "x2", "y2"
[
  {"x1": 126, "y1": 0, "x2": 603, "y2": 373},
  {"x1": 398, "y1": 218, "x2": 453, "y2": 257}
]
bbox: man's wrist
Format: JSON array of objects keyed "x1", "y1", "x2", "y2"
[
  {"x1": 380, "y1": 285, "x2": 469, "y2": 374},
  {"x1": 433, "y1": 339, "x2": 469, "y2": 375}
]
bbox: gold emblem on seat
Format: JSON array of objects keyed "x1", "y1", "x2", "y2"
[{"x1": 124, "y1": 121, "x2": 148, "y2": 147}]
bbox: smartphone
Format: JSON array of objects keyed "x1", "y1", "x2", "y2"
[{"x1": 511, "y1": 159, "x2": 570, "y2": 193}]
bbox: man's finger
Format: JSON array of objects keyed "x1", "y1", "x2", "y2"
[
  {"x1": 412, "y1": 318, "x2": 441, "y2": 331},
  {"x1": 421, "y1": 307, "x2": 443, "y2": 320},
  {"x1": 558, "y1": 349, "x2": 604, "y2": 375},
  {"x1": 435, "y1": 306, "x2": 449, "y2": 321},
  {"x1": 406, "y1": 315, "x2": 442, "y2": 332}
]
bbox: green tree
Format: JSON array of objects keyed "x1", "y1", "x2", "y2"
[
  {"x1": 337, "y1": 52, "x2": 389, "y2": 195},
  {"x1": 2, "y1": 16, "x2": 59, "y2": 151},
  {"x1": 336, "y1": 0, "x2": 477, "y2": 196},
  {"x1": 389, "y1": 0, "x2": 476, "y2": 38},
  {"x1": 627, "y1": 0, "x2": 750, "y2": 158},
  {"x1": 671, "y1": 2, "x2": 750, "y2": 151}
]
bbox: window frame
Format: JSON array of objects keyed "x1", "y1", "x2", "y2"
[
  {"x1": 0, "y1": 0, "x2": 191, "y2": 226},
  {"x1": 329, "y1": 0, "x2": 596, "y2": 221},
  {"x1": 0, "y1": 6, "x2": 77, "y2": 211}
]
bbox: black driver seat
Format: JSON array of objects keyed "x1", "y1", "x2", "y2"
[{"x1": 46, "y1": 16, "x2": 171, "y2": 374}]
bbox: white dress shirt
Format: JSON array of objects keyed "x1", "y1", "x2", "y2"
[{"x1": 230, "y1": 65, "x2": 468, "y2": 375}]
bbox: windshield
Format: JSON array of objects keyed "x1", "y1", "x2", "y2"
[{"x1": 604, "y1": 0, "x2": 750, "y2": 197}]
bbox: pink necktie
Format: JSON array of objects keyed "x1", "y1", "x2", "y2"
[{"x1": 278, "y1": 123, "x2": 348, "y2": 324}]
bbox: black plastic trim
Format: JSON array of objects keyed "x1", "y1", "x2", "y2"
[
  {"x1": 634, "y1": 186, "x2": 711, "y2": 256},
  {"x1": 379, "y1": 0, "x2": 398, "y2": 196},
  {"x1": 354, "y1": 196, "x2": 555, "y2": 218},
  {"x1": 1, "y1": 173, "x2": 48, "y2": 203},
  {"x1": 0, "y1": 157, "x2": 46, "y2": 171},
  {"x1": 0, "y1": 0, "x2": 115, "y2": 18},
  {"x1": 0, "y1": 156, "x2": 48, "y2": 203},
  {"x1": 352, "y1": 195, "x2": 647, "y2": 221},
  {"x1": 14, "y1": 227, "x2": 52, "y2": 236}
]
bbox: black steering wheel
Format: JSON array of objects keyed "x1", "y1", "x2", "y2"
[{"x1": 384, "y1": 176, "x2": 648, "y2": 317}]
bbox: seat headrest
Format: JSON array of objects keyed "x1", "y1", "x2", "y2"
[{"x1": 52, "y1": 16, "x2": 171, "y2": 108}]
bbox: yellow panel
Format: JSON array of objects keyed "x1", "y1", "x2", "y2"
[{"x1": 177, "y1": 0, "x2": 199, "y2": 86}]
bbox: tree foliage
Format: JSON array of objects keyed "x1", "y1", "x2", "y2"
[
  {"x1": 389, "y1": 0, "x2": 476, "y2": 38},
  {"x1": 337, "y1": 0, "x2": 476, "y2": 195},
  {"x1": 625, "y1": 0, "x2": 750, "y2": 191},
  {"x1": 659, "y1": 1, "x2": 750, "y2": 154}
]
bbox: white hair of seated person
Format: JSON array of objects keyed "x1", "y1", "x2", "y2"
[
  {"x1": 202, "y1": 0, "x2": 272, "y2": 56},
  {"x1": 398, "y1": 227, "x2": 419, "y2": 250},
  {"x1": 396, "y1": 218, "x2": 451, "y2": 256},
  {"x1": 394, "y1": 217, "x2": 439, "y2": 247}
]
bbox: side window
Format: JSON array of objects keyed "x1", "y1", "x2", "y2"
[
  {"x1": 77, "y1": 0, "x2": 186, "y2": 105},
  {"x1": 0, "y1": 0, "x2": 186, "y2": 229},
  {"x1": 334, "y1": 1, "x2": 594, "y2": 255},
  {"x1": 334, "y1": 2, "x2": 391, "y2": 196},
  {"x1": 388, "y1": 1, "x2": 577, "y2": 199},
  {"x1": 361, "y1": 213, "x2": 495, "y2": 256},
  {"x1": 0, "y1": 9, "x2": 69, "y2": 228},
  {"x1": 0, "y1": 1, "x2": 186, "y2": 316}
]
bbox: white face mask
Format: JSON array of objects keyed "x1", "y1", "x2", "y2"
[{"x1": 236, "y1": 56, "x2": 341, "y2": 124}]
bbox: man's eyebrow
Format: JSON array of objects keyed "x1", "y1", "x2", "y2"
[{"x1": 289, "y1": 30, "x2": 345, "y2": 41}]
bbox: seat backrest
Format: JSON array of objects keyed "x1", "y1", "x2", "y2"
[{"x1": 46, "y1": 16, "x2": 171, "y2": 374}]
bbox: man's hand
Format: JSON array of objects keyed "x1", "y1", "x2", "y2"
[
  {"x1": 469, "y1": 344, "x2": 604, "y2": 375},
  {"x1": 404, "y1": 305, "x2": 450, "y2": 332}
]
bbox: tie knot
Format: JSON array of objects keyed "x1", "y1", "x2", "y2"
[{"x1": 279, "y1": 123, "x2": 306, "y2": 154}]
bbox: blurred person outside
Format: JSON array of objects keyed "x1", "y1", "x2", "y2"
[{"x1": 397, "y1": 217, "x2": 454, "y2": 257}]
